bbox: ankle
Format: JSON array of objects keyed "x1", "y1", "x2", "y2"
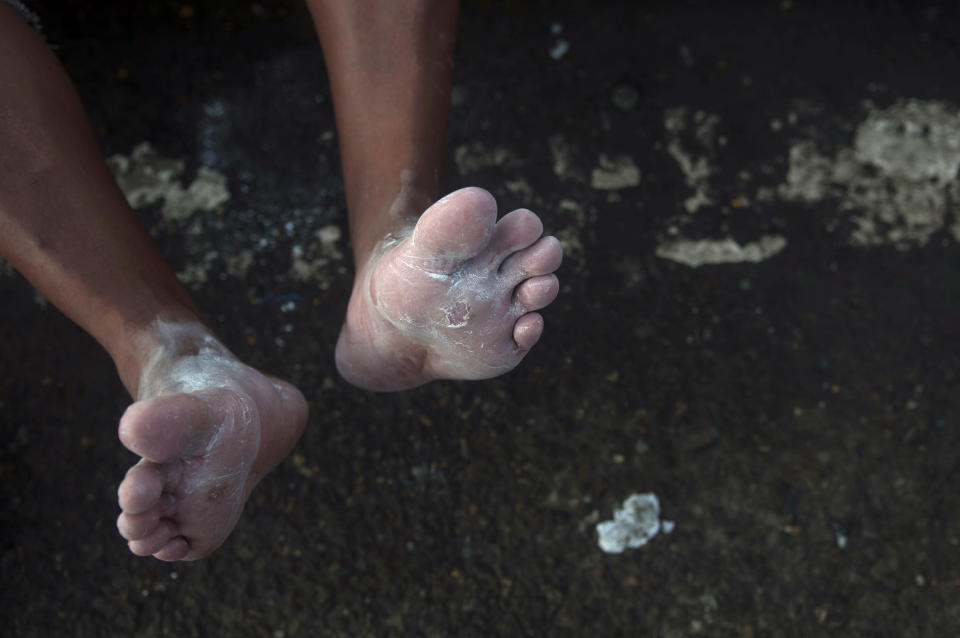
[
  {"x1": 113, "y1": 317, "x2": 225, "y2": 399},
  {"x1": 347, "y1": 169, "x2": 435, "y2": 266}
]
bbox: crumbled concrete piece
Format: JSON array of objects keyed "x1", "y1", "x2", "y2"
[
  {"x1": 854, "y1": 99, "x2": 960, "y2": 182},
  {"x1": 662, "y1": 108, "x2": 721, "y2": 213},
  {"x1": 453, "y1": 142, "x2": 521, "y2": 175},
  {"x1": 505, "y1": 178, "x2": 534, "y2": 200},
  {"x1": 225, "y1": 250, "x2": 255, "y2": 278},
  {"x1": 779, "y1": 99, "x2": 960, "y2": 249},
  {"x1": 656, "y1": 235, "x2": 787, "y2": 267},
  {"x1": 597, "y1": 493, "x2": 674, "y2": 554},
  {"x1": 591, "y1": 154, "x2": 641, "y2": 190},
  {"x1": 183, "y1": 168, "x2": 230, "y2": 212},
  {"x1": 549, "y1": 134, "x2": 578, "y2": 181},
  {"x1": 779, "y1": 141, "x2": 832, "y2": 202},
  {"x1": 108, "y1": 142, "x2": 230, "y2": 221},
  {"x1": 667, "y1": 141, "x2": 714, "y2": 213},
  {"x1": 290, "y1": 225, "x2": 343, "y2": 287},
  {"x1": 664, "y1": 106, "x2": 688, "y2": 134},
  {"x1": 692, "y1": 111, "x2": 721, "y2": 150},
  {"x1": 316, "y1": 224, "x2": 343, "y2": 256},
  {"x1": 176, "y1": 250, "x2": 219, "y2": 288},
  {"x1": 555, "y1": 226, "x2": 586, "y2": 272},
  {"x1": 107, "y1": 142, "x2": 185, "y2": 207}
]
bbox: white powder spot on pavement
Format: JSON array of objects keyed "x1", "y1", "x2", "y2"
[
  {"x1": 290, "y1": 224, "x2": 345, "y2": 287},
  {"x1": 555, "y1": 226, "x2": 585, "y2": 272},
  {"x1": 177, "y1": 250, "x2": 218, "y2": 286},
  {"x1": 779, "y1": 141, "x2": 833, "y2": 202},
  {"x1": 108, "y1": 142, "x2": 230, "y2": 221},
  {"x1": 549, "y1": 134, "x2": 581, "y2": 182},
  {"x1": 225, "y1": 250, "x2": 255, "y2": 278},
  {"x1": 504, "y1": 178, "x2": 534, "y2": 200},
  {"x1": 453, "y1": 142, "x2": 521, "y2": 175},
  {"x1": 656, "y1": 235, "x2": 787, "y2": 267},
  {"x1": 597, "y1": 493, "x2": 674, "y2": 554},
  {"x1": 316, "y1": 224, "x2": 342, "y2": 248},
  {"x1": 664, "y1": 108, "x2": 718, "y2": 213},
  {"x1": 855, "y1": 100, "x2": 960, "y2": 182},
  {"x1": 551, "y1": 199, "x2": 589, "y2": 273},
  {"x1": 664, "y1": 106, "x2": 688, "y2": 134},
  {"x1": 590, "y1": 154, "x2": 641, "y2": 190},
  {"x1": 779, "y1": 99, "x2": 960, "y2": 249}
]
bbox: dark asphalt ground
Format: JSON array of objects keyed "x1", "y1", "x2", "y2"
[{"x1": 3, "y1": 1, "x2": 960, "y2": 636}]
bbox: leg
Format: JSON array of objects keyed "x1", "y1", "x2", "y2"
[
  {"x1": 308, "y1": 0, "x2": 563, "y2": 391},
  {"x1": 0, "y1": 5, "x2": 307, "y2": 560}
]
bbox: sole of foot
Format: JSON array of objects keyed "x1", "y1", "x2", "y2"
[
  {"x1": 116, "y1": 325, "x2": 307, "y2": 561},
  {"x1": 336, "y1": 186, "x2": 563, "y2": 391}
]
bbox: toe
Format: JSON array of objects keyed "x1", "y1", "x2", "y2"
[
  {"x1": 117, "y1": 509, "x2": 160, "y2": 541},
  {"x1": 117, "y1": 460, "x2": 165, "y2": 514},
  {"x1": 118, "y1": 394, "x2": 213, "y2": 462},
  {"x1": 128, "y1": 519, "x2": 180, "y2": 557},
  {"x1": 513, "y1": 275, "x2": 560, "y2": 313},
  {"x1": 154, "y1": 537, "x2": 191, "y2": 562},
  {"x1": 499, "y1": 235, "x2": 563, "y2": 284},
  {"x1": 409, "y1": 187, "x2": 497, "y2": 267},
  {"x1": 485, "y1": 209, "x2": 543, "y2": 264},
  {"x1": 513, "y1": 313, "x2": 545, "y2": 350}
]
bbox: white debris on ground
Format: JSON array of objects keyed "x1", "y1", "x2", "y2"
[
  {"x1": 504, "y1": 178, "x2": 534, "y2": 201},
  {"x1": 224, "y1": 249, "x2": 255, "y2": 278},
  {"x1": 590, "y1": 154, "x2": 641, "y2": 190},
  {"x1": 453, "y1": 142, "x2": 521, "y2": 175},
  {"x1": 107, "y1": 142, "x2": 230, "y2": 221},
  {"x1": 779, "y1": 99, "x2": 960, "y2": 249},
  {"x1": 548, "y1": 23, "x2": 570, "y2": 60},
  {"x1": 107, "y1": 142, "x2": 232, "y2": 288},
  {"x1": 290, "y1": 224, "x2": 345, "y2": 288},
  {"x1": 549, "y1": 134, "x2": 582, "y2": 182},
  {"x1": 597, "y1": 493, "x2": 674, "y2": 554},
  {"x1": 656, "y1": 235, "x2": 787, "y2": 267},
  {"x1": 663, "y1": 107, "x2": 720, "y2": 213},
  {"x1": 175, "y1": 250, "x2": 219, "y2": 286}
]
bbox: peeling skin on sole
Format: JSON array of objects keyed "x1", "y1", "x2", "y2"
[{"x1": 443, "y1": 300, "x2": 471, "y2": 327}]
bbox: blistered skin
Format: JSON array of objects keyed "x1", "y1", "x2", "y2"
[
  {"x1": 335, "y1": 187, "x2": 563, "y2": 391},
  {"x1": 116, "y1": 320, "x2": 307, "y2": 561}
]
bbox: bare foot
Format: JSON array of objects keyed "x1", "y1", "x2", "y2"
[
  {"x1": 336, "y1": 187, "x2": 563, "y2": 391},
  {"x1": 115, "y1": 321, "x2": 307, "y2": 561}
]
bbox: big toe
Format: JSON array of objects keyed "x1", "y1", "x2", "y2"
[
  {"x1": 118, "y1": 394, "x2": 213, "y2": 462},
  {"x1": 408, "y1": 187, "x2": 498, "y2": 267}
]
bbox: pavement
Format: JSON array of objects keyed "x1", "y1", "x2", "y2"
[{"x1": 2, "y1": 1, "x2": 960, "y2": 636}]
